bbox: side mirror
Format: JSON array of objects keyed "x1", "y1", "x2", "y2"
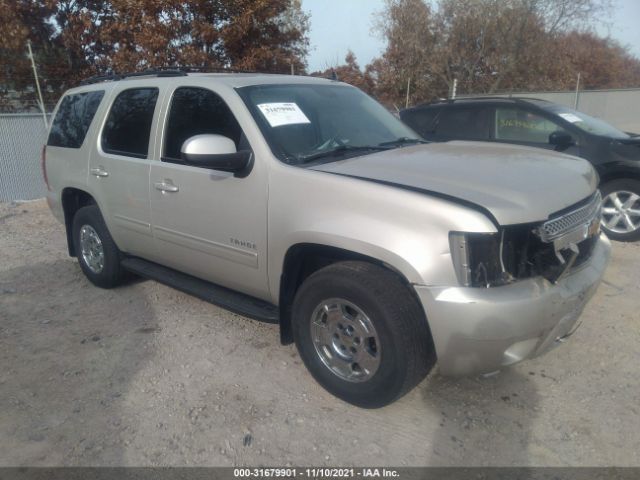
[
  {"x1": 181, "y1": 134, "x2": 252, "y2": 177},
  {"x1": 548, "y1": 130, "x2": 575, "y2": 150}
]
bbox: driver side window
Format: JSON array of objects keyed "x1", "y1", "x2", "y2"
[
  {"x1": 495, "y1": 107, "x2": 566, "y2": 144},
  {"x1": 162, "y1": 87, "x2": 245, "y2": 162}
]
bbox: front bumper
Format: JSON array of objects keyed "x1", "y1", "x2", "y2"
[{"x1": 414, "y1": 234, "x2": 611, "y2": 376}]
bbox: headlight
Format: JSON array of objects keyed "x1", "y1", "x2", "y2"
[{"x1": 449, "y1": 231, "x2": 510, "y2": 288}]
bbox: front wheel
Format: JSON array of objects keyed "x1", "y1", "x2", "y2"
[
  {"x1": 600, "y1": 179, "x2": 640, "y2": 242},
  {"x1": 292, "y1": 261, "x2": 436, "y2": 408}
]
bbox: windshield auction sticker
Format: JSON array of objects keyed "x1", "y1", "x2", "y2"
[
  {"x1": 558, "y1": 112, "x2": 583, "y2": 123},
  {"x1": 257, "y1": 102, "x2": 311, "y2": 127}
]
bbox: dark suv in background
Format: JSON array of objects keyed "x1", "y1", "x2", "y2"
[{"x1": 400, "y1": 98, "x2": 640, "y2": 241}]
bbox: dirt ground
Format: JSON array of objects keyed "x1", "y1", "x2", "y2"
[{"x1": 0, "y1": 199, "x2": 638, "y2": 467}]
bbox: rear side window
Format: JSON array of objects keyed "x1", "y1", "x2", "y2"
[
  {"x1": 435, "y1": 107, "x2": 490, "y2": 140},
  {"x1": 47, "y1": 91, "x2": 104, "y2": 148},
  {"x1": 102, "y1": 88, "x2": 159, "y2": 158},
  {"x1": 162, "y1": 87, "x2": 243, "y2": 162}
]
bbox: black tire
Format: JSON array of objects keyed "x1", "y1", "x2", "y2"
[
  {"x1": 72, "y1": 205, "x2": 126, "y2": 288},
  {"x1": 600, "y1": 179, "x2": 640, "y2": 242},
  {"x1": 292, "y1": 261, "x2": 436, "y2": 408}
]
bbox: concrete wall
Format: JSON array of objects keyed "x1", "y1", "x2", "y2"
[{"x1": 462, "y1": 88, "x2": 640, "y2": 134}]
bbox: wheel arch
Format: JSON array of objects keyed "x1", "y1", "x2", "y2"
[
  {"x1": 277, "y1": 243, "x2": 427, "y2": 345},
  {"x1": 61, "y1": 187, "x2": 97, "y2": 256},
  {"x1": 597, "y1": 165, "x2": 640, "y2": 186}
]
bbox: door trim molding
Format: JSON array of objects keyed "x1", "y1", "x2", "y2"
[{"x1": 154, "y1": 225, "x2": 258, "y2": 268}]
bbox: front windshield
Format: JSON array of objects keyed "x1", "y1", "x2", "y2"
[
  {"x1": 545, "y1": 104, "x2": 630, "y2": 139},
  {"x1": 236, "y1": 83, "x2": 422, "y2": 164}
]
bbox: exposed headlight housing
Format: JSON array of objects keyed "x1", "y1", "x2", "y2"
[
  {"x1": 449, "y1": 232, "x2": 471, "y2": 286},
  {"x1": 449, "y1": 232, "x2": 512, "y2": 288},
  {"x1": 450, "y1": 194, "x2": 602, "y2": 288},
  {"x1": 450, "y1": 217, "x2": 600, "y2": 288}
]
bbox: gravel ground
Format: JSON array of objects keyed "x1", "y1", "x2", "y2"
[{"x1": 0, "y1": 199, "x2": 639, "y2": 467}]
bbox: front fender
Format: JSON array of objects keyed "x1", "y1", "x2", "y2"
[
  {"x1": 597, "y1": 160, "x2": 640, "y2": 183},
  {"x1": 267, "y1": 164, "x2": 497, "y2": 303}
]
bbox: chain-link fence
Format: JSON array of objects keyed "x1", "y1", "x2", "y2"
[{"x1": 0, "y1": 113, "x2": 51, "y2": 202}]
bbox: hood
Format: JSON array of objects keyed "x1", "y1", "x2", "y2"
[{"x1": 310, "y1": 141, "x2": 598, "y2": 226}]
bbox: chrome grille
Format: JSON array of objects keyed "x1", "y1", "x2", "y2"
[{"x1": 536, "y1": 192, "x2": 602, "y2": 243}]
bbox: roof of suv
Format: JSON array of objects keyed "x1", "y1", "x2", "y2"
[
  {"x1": 407, "y1": 97, "x2": 553, "y2": 110},
  {"x1": 68, "y1": 71, "x2": 338, "y2": 96}
]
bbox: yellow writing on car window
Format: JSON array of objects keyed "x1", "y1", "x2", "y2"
[{"x1": 499, "y1": 119, "x2": 547, "y2": 131}]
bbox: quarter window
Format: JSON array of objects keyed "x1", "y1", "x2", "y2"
[
  {"x1": 47, "y1": 91, "x2": 104, "y2": 148},
  {"x1": 102, "y1": 88, "x2": 159, "y2": 158},
  {"x1": 495, "y1": 108, "x2": 567, "y2": 144},
  {"x1": 401, "y1": 108, "x2": 439, "y2": 137},
  {"x1": 163, "y1": 87, "x2": 244, "y2": 162}
]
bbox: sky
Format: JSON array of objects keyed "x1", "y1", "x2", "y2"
[{"x1": 301, "y1": 0, "x2": 640, "y2": 72}]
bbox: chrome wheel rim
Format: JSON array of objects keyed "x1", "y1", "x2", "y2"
[
  {"x1": 80, "y1": 225, "x2": 104, "y2": 274},
  {"x1": 310, "y1": 298, "x2": 381, "y2": 382},
  {"x1": 601, "y1": 191, "x2": 640, "y2": 234}
]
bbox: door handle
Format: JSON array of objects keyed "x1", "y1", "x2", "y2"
[
  {"x1": 154, "y1": 181, "x2": 179, "y2": 193},
  {"x1": 90, "y1": 166, "x2": 109, "y2": 177}
]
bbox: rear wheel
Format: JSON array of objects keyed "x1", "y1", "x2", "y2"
[
  {"x1": 600, "y1": 179, "x2": 640, "y2": 242},
  {"x1": 72, "y1": 205, "x2": 127, "y2": 288},
  {"x1": 292, "y1": 261, "x2": 435, "y2": 408}
]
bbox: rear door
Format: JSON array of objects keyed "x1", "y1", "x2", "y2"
[
  {"x1": 46, "y1": 89, "x2": 105, "y2": 213},
  {"x1": 148, "y1": 86, "x2": 270, "y2": 300},
  {"x1": 88, "y1": 86, "x2": 162, "y2": 258},
  {"x1": 432, "y1": 106, "x2": 492, "y2": 142}
]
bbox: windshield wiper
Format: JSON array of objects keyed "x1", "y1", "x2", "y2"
[
  {"x1": 297, "y1": 145, "x2": 391, "y2": 164},
  {"x1": 377, "y1": 137, "x2": 428, "y2": 147}
]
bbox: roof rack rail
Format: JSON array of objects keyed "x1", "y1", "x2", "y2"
[
  {"x1": 441, "y1": 96, "x2": 552, "y2": 104},
  {"x1": 79, "y1": 66, "x2": 269, "y2": 86},
  {"x1": 80, "y1": 69, "x2": 187, "y2": 85},
  {"x1": 410, "y1": 96, "x2": 555, "y2": 109},
  {"x1": 176, "y1": 66, "x2": 261, "y2": 74},
  {"x1": 435, "y1": 96, "x2": 520, "y2": 103}
]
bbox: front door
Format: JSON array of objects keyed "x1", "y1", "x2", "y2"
[
  {"x1": 149, "y1": 86, "x2": 269, "y2": 300},
  {"x1": 492, "y1": 106, "x2": 581, "y2": 156}
]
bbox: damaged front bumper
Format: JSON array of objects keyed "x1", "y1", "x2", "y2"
[{"x1": 414, "y1": 233, "x2": 611, "y2": 376}]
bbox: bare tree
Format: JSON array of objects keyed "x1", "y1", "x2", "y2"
[
  {"x1": 0, "y1": 0, "x2": 310, "y2": 109},
  {"x1": 370, "y1": 0, "x2": 631, "y2": 106},
  {"x1": 371, "y1": 0, "x2": 437, "y2": 106}
]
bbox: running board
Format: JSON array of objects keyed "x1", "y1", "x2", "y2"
[{"x1": 121, "y1": 257, "x2": 279, "y2": 323}]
